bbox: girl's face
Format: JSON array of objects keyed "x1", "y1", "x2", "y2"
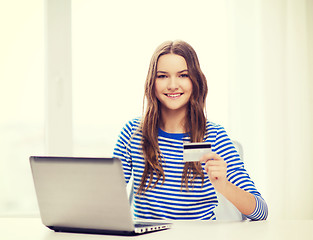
[{"x1": 155, "y1": 54, "x2": 193, "y2": 114}]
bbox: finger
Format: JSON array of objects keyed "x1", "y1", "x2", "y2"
[
  {"x1": 200, "y1": 152, "x2": 221, "y2": 163},
  {"x1": 204, "y1": 162, "x2": 227, "y2": 176},
  {"x1": 203, "y1": 158, "x2": 226, "y2": 170},
  {"x1": 209, "y1": 171, "x2": 221, "y2": 180},
  {"x1": 208, "y1": 167, "x2": 227, "y2": 177},
  {"x1": 206, "y1": 165, "x2": 225, "y2": 171},
  {"x1": 204, "y1": 163, "x2": 225, "y2": 173},
  {"x1": 206, "y1": 168, "x2": 226, "y2": 178},
  {"x1": 206, "y1": 160, "x2": 227, "y2": 167}
]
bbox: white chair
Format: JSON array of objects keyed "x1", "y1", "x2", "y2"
[
  {"x1": 128, "y1": 140, "x2": 246, "y2": 221},
  {"x1": 213, "y1": 140, "x2": 246, "y2": 221}
]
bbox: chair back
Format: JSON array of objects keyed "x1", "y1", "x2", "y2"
[{"x1": 214, "y1": 140, "x2": 246, "y2": 221}]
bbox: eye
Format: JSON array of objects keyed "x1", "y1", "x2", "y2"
[
  {"x1": 179, "y1": 74, "x2": 189, "y2": 78},
  {"x1": 157, "y1": 74, "x2": 167, "y2": 79}
]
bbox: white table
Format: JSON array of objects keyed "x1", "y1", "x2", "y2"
[{"x1": 1, "y1": 217, "x2": 313, "y2": 240}]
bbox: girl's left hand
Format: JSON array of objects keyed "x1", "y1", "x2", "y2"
[{"x1": 200, "y1": 152, "x2": 228, "y2": 193}]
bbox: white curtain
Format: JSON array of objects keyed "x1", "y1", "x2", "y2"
[{"x1": 227, "y1": 0, "x2": 313, "y2": 219}]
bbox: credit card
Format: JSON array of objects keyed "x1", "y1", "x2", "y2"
[{"x1": 183, "y1": 142, "x2": 212, "y2": 162}]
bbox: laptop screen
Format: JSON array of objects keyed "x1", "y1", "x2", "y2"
[{"x1": 30, "y1": 157, "x2": 135, "y2": 232}]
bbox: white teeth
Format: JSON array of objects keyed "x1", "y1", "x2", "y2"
[{"x1": 167, "y1": 94, "x2": 181, "y2": 97}]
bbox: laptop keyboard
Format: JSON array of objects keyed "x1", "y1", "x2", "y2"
[
  {"x1": 134, "y1": 223, "x2": 154, "y2": 228},
  {"x1": 135, "y1": 221, "x2": 166, "y2": 227}
]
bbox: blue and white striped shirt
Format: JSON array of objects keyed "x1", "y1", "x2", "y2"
[{"x1": 113, "y1": 117, "x2": 268, "y2": 220}]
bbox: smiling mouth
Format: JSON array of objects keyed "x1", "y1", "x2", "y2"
[{"x1": 164, "y1": 93, "x2": 183, "y2": 98}]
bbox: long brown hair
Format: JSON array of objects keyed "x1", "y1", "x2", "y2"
[{"x1": 138, "y1": 40, "x2": 208, "y2": 194}]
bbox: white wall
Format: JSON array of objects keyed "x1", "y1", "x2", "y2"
[
  {"x1": 72, "y1": 0, "x2": 313, "y2": 220},
  {"x1": 227, "y1": 0, "x2": 313, "y2": 219},
  {"x1": 72, "y1": 0, "x2": 231, "y2": 157},
  {"x1": 1, "y1": 0, "x2": 312, "y2": 220}
]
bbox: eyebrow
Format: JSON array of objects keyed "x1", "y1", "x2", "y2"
[{"x1": 156, "y1": 69, "x2": 188, "y2": 74}]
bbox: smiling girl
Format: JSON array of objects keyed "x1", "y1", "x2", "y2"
[{"x1": 113, "y1": 40, "x2": 268, "y2": 220}]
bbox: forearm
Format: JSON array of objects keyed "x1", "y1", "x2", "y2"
[
  {"x1": 218, "y1": 181, "x2": 256, "y2": 216},
  {"x1": 201, "y1": 151, "x2": 268, "y2": 220}
]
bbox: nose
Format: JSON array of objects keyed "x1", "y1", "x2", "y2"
[{"x1": 167, "y1": 77, "x2": 179, "y2": 90}]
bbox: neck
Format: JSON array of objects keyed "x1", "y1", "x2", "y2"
[{"x1": 159, "y1": 107, "x2": 187, "y2": 133}]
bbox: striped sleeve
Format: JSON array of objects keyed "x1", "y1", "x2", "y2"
[
  {"x1": 113, "y1": 119, "x2": 138, "y2": 184},
  {"x1": 245, "y1": 195, "x2": 268, "y2": 220},
  {"x1": 213, "y1": 125, "x2": 268, "y2": 221}
]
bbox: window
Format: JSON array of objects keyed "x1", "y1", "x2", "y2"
[{"x1": 0, "y1": 1, "x2": 44, "y2": 215}]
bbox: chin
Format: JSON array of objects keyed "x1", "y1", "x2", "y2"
[{"x1": 162, "y1": 104, "x2": 188, "y2": 112}]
